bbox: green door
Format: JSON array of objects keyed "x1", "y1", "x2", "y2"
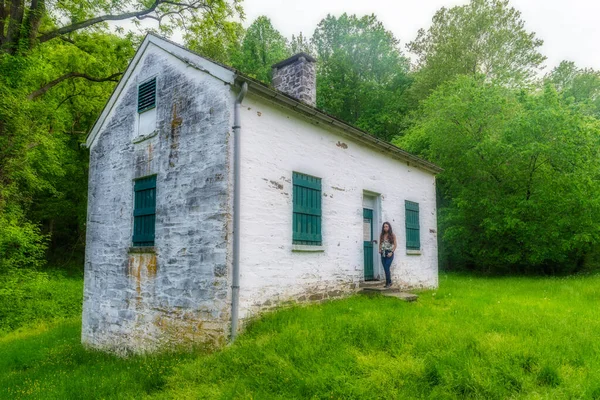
[{"x1": 363, "y1": 208, "x2": 374, "y2": 280}]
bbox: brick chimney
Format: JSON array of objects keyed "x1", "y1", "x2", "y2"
[{"x1": 271, "y1": 52, "x2": 316, "y2": 107}]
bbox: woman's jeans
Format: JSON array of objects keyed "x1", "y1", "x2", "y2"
[{"x1": 381, "y1": 251, "x2": 394, "y2": 285}]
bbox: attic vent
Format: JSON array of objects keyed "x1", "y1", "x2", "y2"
[{"x1": 138, "y1": 78, "x2": 156, "y2": 113}]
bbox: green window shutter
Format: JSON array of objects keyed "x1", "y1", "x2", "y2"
[
  {"x1": 133, "y1": 175, "x2": 157, "y2": 246},
  {"x1": 138, "y1": 78, "x2": 156, "y2": 113},
  {"x1": 292, "y1": 172, "x2": 322, "y2": 245},
  {"x1": 405, "y1": 200, "x2": 420, "y2": 250}
]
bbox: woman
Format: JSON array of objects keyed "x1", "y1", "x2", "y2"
[{"x1": 379, "y1": 222, "x2": 397, "y2": 288}]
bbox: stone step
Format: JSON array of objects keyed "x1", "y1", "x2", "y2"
[
  {"x1": 360, "y1": 286, "x2": 400, "y2": 293},
  {"x1": 359, "y1": 288, "x2": 418, "y2": 302},
  {"x1": 358, "y1": 281, "x2": 386, "y2": 288},
  {"x1": 383, "y1": 292, "x2": 418, "y2": 302}
]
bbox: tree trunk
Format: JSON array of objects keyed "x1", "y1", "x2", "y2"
[
  {"x1": 5, "y1": 0, "x2": 25, "y2": 54},
  {"x1": 25, "y1": 0, "x2": 45, "y2": 50},
  {"x1": 0, "y1": 1, "x2": 7, "y2": 47}
]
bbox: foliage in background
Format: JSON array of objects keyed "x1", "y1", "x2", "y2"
[
  {"x1": 397, "y1": 75, "x2": 600, "y2": 273},
  {"x1": 0, "y1": 33, "x2": 134, "y2": 269},
  {"x1": 546, "y1": 61, "x2": 600, "y2": 119},
  {"x1": 184, "y1": 19, "x2": 245, "y2": 64},
  {"x1": 0, "y1": 268, "x2": 83, "y2": 334},
  {"x1": 230, "y1": 16, "x2": 290, "y2": 82},
  {"x1": 407, "y1": 0, "x2": 546, "y2": 102},
  {"x1": 312, "y1": 14, "x2": 412, "y2": 141}
]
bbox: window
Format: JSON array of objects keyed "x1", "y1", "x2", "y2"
[
  {"x1": 133, "y1": 175, "x2": 156, "y2": 247},
  {"x1": 292, "y1": 172, "x2": 322, "y2": 246},
  {"x1": 138, "y1": 77, "x2": 156, "y2": 113},
  {"x1": 405, "y1": 200, "x2": 420, "y2": 250}
]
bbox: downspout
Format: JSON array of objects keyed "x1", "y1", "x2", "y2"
[{"x1": 231, "y1": 81, "x2": 248, "y2": 342}]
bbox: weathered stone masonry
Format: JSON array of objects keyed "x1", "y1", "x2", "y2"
[
  {"x1": 82, "y1": 48, "x2": 233, "y2": 354},
  {"x1": 83, "y1": 35, "x2": 439, "y2": 354},
  {"x1": 271, "y1": 52, "x2": 317, "y2": 107}
]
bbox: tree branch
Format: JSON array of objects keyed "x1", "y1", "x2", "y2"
[
  {"x1": 28, "y1": 71, "x2": 123, "y2": 100},
  {"x1": 37, "y1": 0, "x2": 212, "y2": 43},
  {"x1": 37, "y1": 0, "x2": 162, "y2": 43}
]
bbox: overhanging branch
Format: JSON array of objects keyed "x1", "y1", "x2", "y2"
[
  {"x1": 37, "y1": 0, "x2": 211, "y2": 43},
  {"x1": 37, "y1": 0, "x2": 162, "y2": 43},
  {"x1": 28, "y1": 72, "x2": 123, "y2": 100}
]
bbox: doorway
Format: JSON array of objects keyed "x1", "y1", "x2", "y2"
[
  {"x1": 363, "y1": 208, "x2": 374, "y2": 280},
  {"x1": 363, "y1": 192, "x2": 381, "y2": 281}
]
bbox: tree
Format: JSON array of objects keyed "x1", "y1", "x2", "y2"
[
  {"x1": 408, "y1": 0, "x2": 546, "y2": 101},
  {"x1": 232, "y1": 16, "x2": 289, "y2": 83},
  {"x1": 546, "y1": 61, "x2": 600, "y2": 118},
  {"x1": 311, "y1": 14, "x2": 412, "y2": 141},
  {"x1": 0, "y1": 0, "x2": 241, "y2": 94},
  {"x1": 398, "y1": 75, "x2": 600, "y2": 273},
  {"x1": 185, "y1": 19, "x2": 244, "y2": 64},
  {"x1": 0, "y1": 32, "x2": 136, "y2": 269},
  {"x1": 289, "y1": 32, "x2": 312, "y2": 54}
]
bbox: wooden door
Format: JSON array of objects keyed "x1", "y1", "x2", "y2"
[{"x1": 363, "y1": 208, "x2": 374, "y2": 280}]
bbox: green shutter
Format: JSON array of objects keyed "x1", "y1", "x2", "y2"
[
  {"x1": 405, "y1": 200, "x2": 420, "y2": 250},
  {"x1": 292, "y1": 172, "x2": 322, "y2": 245},
  {"x1": 138, "y1": 78, "x2": 156, "y2": 113},
  {"x1": 133, "y1": 175, "x2": 157, "y2": 246}
]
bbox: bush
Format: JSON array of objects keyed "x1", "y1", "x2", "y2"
[
  {"x1": 0, "y1": 211, "x2": 48, "y2": 272},
  {"x1": 0, "y1": 268, "x2": 82, "y2": 334}
]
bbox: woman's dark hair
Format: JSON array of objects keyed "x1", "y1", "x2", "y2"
[{"x1": 380, "y1": 222, "x2": 394, "y2": 243}]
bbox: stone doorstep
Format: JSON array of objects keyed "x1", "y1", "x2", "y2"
[
  {"x1": 358, "y1": 281, "x2": 387, "y2": 288},
  {"x1": 359, "y1": 287, "x2": 419, "y2": 302},
  {"x1": 383, "y1": 292, "x2": 418, "y2": 302},
  {"x1": 360, "y1": 286, "x2": 400, "y2": 293}
]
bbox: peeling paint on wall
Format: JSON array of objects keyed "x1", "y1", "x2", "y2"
[{"x1": 82, "y1": 46, "x2": 233, "y2": 355}]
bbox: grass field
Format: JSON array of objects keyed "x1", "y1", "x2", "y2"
[{"x1": 1, "y1": 273, "x2": 600, "y2": 399}]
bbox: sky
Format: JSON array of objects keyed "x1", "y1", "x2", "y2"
[{"x1": 240, "y1": 0, "x2": 600, "y2": 72}]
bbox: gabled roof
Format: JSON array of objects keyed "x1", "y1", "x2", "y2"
[{"x1": 86, "y1": 33, "x2": 442, "y2": 174}]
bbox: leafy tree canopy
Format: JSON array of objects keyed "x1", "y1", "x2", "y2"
[
  {"x1": 408, "y1": 0, "x2": 546, "y2": 101},
  {"x1": 398, "y1": 75, "x2": 600, "y2": 273},
  {"x1": 231, "y1": 16, "x2": 290, "y2": 82},
  {"x1": 546, "y1": 61, "x2": 600, "y2": 118},
  {"x1": 312, "y1": 13, "x2": 412, "y2": 140}
]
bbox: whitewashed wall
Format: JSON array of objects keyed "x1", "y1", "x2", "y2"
[
  {"x1": 238, "y1": 93, "x2": 438, "y2": 319},
  {"x1": 82, "y1": 44, "x2": 237, "y2": 353}
]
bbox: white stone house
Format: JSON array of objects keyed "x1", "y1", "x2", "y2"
[{"x1": 82, "y1": 34, "x2": 441, "y2": 354}]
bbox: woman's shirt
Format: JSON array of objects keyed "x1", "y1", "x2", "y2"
[{"x1": 381, "y1": 235, "x2": 394, "y2": 252}]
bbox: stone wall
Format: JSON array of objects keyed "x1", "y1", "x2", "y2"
[
  {"x1": 82, "y1": 46, "x2": 234, "y2": 354},
  {"x1": 271, "y1": 53, "x2": 317, "y2": 107}
]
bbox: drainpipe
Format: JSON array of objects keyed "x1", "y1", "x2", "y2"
[{"x1": 231, "y1": 81, "x2": 248, "y2": 342}]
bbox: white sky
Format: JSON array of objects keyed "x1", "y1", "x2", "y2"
[{"x1": 240, "y1": 0, "x2": 600, "y2": 72}]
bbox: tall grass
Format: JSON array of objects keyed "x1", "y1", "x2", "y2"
[{"x1": 1, "y1": 273, "x2": 600, "y2": 399}]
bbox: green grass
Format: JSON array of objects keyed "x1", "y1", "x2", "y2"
[{"x1": 1, "y1": 273, "x2": 600, "y2": 399}]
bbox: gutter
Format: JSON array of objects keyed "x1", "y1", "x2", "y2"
[{"x1": 230, "y1": 82, "x2": 248, "y2": 342}]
